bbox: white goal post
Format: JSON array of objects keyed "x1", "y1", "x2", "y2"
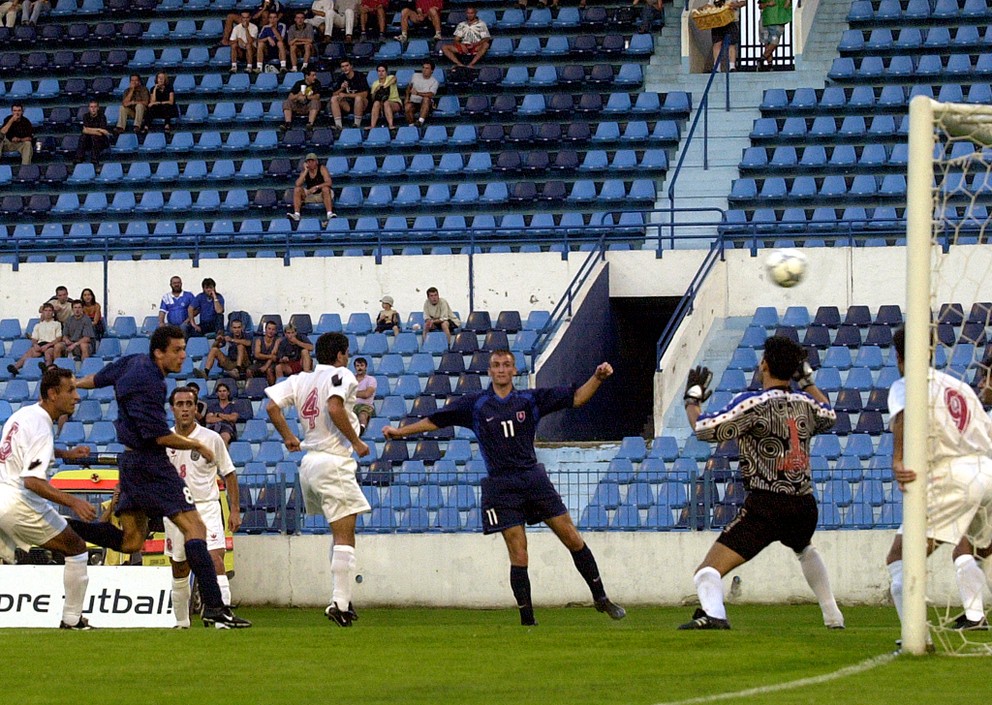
[{"x1": 905, "y1": 96, "x2": 992, "y2": 656}]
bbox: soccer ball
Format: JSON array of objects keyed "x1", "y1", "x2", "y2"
[{"x1": 764, "y1": 249, "x2": 808, "y2": 288}]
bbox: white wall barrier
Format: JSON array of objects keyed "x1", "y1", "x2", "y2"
[{"x1": 0, "y1": 566, "x2": 175, "y2": 628}]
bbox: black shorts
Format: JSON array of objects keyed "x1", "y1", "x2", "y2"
[
  {"x1": 116, "y1": 449, "x2": 196, "y2": 520},
  {"x1": 480, "y1": 465, "x2": 567, "y2": 535},
  {"x1": 711, "y1": 20, "x2": 740, "y2": 45},
  {"x1": 717, "y1": 490, "x2": 817, "y2": 561}
]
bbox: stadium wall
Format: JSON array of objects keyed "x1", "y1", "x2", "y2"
[{"x1": 234, "y1": 530, "x2": 976, "y2": 608}]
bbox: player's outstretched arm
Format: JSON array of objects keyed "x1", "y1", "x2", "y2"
[
  {"x1": 327, "y1": 396, "x2": 370, "y2": 457},
  {"x1": 23, "y1": 477, "x2": 97, "y2": 521},
  {"x1": 382, "y1": 417, "x2": 439, "y2": 440},
  {"x1": 683, "y1": 366, "x2": 713, "y2": 430},
  {"x1": 889, "y1": 411, "x2": 917, "y2": 489},
  {"x1": 75, "y1": 374, "x2": 98, "y2": 390},
  {"x1": 156, "y1": 432, "x2": 214, "y2": 463},
  {"x1": 266, "y1": 400, "x2": 302, "y2": 452},
  {"x1": 573, "y1": 362, "x2": 613, "y2": 407},
  {"x1": 224, "y1": 471, "x2": 242, "y2": 532}
]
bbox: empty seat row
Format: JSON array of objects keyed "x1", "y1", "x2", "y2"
[
  {"x1": 758, "y1": 83, "x2": 992, "y2": 115},
  {"x1": 847, "y1": 0, "x2": 992, "y2": 25},
  {"x1": 740, "y1": 144, "x2": 908, "y2": 173},
  {"x1": 748, "y1": 304, "x2": 904, "y2": 329},
  {"x1": 828, "y1": 54, "x2": 992, "y2": 81},
  {"x1": 749, "y1": 115, "x2": 909, "y2": 143},
  {"x1": 729, "y1": 174, "x2": 909, "y2": 203},
  {"x1": 838, "y1": 25, "x2": 991, "y2": 54}
]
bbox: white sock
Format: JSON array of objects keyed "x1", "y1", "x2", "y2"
[
  {"x1": 62, "y1": 553, "x2": 89, "y2": 626},
  {"x1": 331, "y1": 544, "x2": 356, "y2": 611},
  {"x1": 280, "y1": 60, "x2": 286, "y2": 67},
  {"x1": 172, "y1": 576, "x2": 191, "y2": 627},
  {"x1": 798, "y1": 546, "x2": 844, "y2": 627},
  {"x1": 217, "y1": 574, "x2": 232, "y2": 607},
  {"x1": 231, "y1": 63, "x2": 238, "y2": 69},
  {"x1": 888, "y1": 560, "x2": 904, "y2": 624},
  {"x1": 954, "y1": 554, "x2": 986, "y2": 621},
  {"x1": 693, "y1": 566, "x2": 725, "y2": 619}
]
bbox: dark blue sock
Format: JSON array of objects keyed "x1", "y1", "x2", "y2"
[
  {"x1": 571, "y1": 544, "x2": 607, "y2": 601},
  {"x1": 185, "y1": 539, "x2": 224, "y2": 609},
  {"x1": 68, "y1": 520, "x2": 124, "y2": 552},
  {"x1": 509, "y1": 565, "x2": 535, "y2": 625}
]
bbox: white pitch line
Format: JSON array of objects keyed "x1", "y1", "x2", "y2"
[{"x1": 649, "y1": 652, "x2": 898, "y2": 705}]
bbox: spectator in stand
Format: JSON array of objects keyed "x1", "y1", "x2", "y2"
[
  {"x1": 190, "y1": 278, "x2": 226, "y2": 337},
  {"x1": 309, "y1": 0, "x2": 354, "y2": 41},
  {"x1": 281, "y1": 69, "x2": 322, "y2": 133},
  {"x1": 54, "y1": 300, "x2": 95, "y2": 362},
  {"x1": 1, "y1": 103, "x2": 34, "y2": 166},
  {"x1": 711, "y1": 0, "x2": 746, "y2": 72},
  {"x1": 422, "y1": 286, "x2": 460, "y2": 344},
  {"x1": 7, "y1": 303, "x2": 60, "y2": 377},
  {"x1": 352, "y1": 356, "x2": 377, "y2": 435},
  {"x1": 336, "y1": 0, "x2": 359, "y2": 42},
  {"x1": 205, "y1": 381, "x2": 240, "y2": 446},
  {"x1": 286, "y1": 11, "x2": 316, "y2": 73},
  {"x1": 288, "y1": 152, "x2": 335, "y2": 226},
  {"x1": 75, "y1": 100, "x2": 111, "y2": 165},
  {"x1": 158, "y1": 275, "x2": 196, "y2": 336},
  {"x1": 249, "y1": 320, "x2": 281, "y2": 385},
  {"x1": 397, "y1": 0, "x2": 442, "y2": 42},
  {"x1": 368, "y1": 63, "x2": 402, "y2": 132},
  {"x1": 196, "y1": 319, "x2": 252, "y2": 379},
  {"x1": 0, "y1": 0, "x2": 23, "y2": 27},
  {"x1": 230, "y1": 10, "x2": 260, "y2": 73},
  {"x1": 115, "y1": 74, "x2": 149, "y2": 135},
  {"x1": 359, "y1": 0, "x2": 387, "y2": 40},
  {"x1": 20, "y1": 0, "x2": 49, "y2": 24},
  {"x1": 375, "y1": 296, "x2": 401, "y2": 335},
  {"x1": 256, "y1": 9, "x2": 288, "y2": 73},
  {"x1": 403, "y1": 61, "x2": 438, "y2": 127},
  {"x1": 43, "y1": 286, "x2": 72, "y2": 326},
  {"x1": 145, "y1": 73, "x2": 179, "y2": 133},
  {"x1": 221, "y1": 0, "x2": 280, "y2": 46},
  {"x1": 758, "y1": 0, "x2": 791, "y2": 70},
  {"x1": 632, "y1": 0, "x2": 663, "y2": 34},
  {"x1": 274, "y1": 323, "x2": 314, "y2": 378},
  {"x1": 79, "y1": 288, "x2": 104, "y2": 340},
  {"x1": 329, "y1": 59, "x2": 369, "y2": 132},
  {"x1": 441, "y1": 6, "x2": 491, "y2": 69}
]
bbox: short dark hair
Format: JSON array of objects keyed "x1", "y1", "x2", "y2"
[
  {"x1": 56, "y1": 286, "x2": 68, "y2": 294},
  {"x1": 893, "y1": 326, "x2": 905, "y2": 361},
  {"x1": 315, "y1": 332, "x2": 349, "y2": 366},
  {"x1": 762, "y1": 335, "x2": 805, "y2": 381},
  {"x1": 423, "y1": 60, "x2": 435, "y2": 70},
  {"x1": 488, "y1": 349, "x2": 514, "y2": 363},
  {"x1": 41, "y1": 303, "x2": 55, "y2": 312},
  {"x1": 201, "y1": 278, "x2": 215, "y2": 288},
  {"x1": 426, "y1": 286, "x2": 438, "y2": 296},
  {"x1": 40, "y1": 366, "x2": 72, "y2": 401},
  {"x1": 377, "y1": 62, "x2": 389, "y2": 72},
  {"x1": 130, "y1": 73, "x2": 141, "y2": 81},
  {"x1": 169, "y1": 386, "x2": 197, "y2": 405},
  {"x1": 354, "y1": 356, "x2": 368, "y2": 366},
  {"x1": 71, "y1": 299, "x2": 83, "y2": 307},
  {"x1": 150, "y1": 325, "x2": 184, "y2": 355}
]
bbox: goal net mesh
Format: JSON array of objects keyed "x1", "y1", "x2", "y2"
[{"x1": 921, "y1": 102, "x2": 992, "y2": 655}]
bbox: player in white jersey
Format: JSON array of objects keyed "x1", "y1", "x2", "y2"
[
  {"x1": 0, "y1": 367, "x2": 98, "y2": 629},
  {"x1": 163, "y1": 386, "x2": 241, "y2": 627},
  {"x1": 266, "y1": 332, "x2": 371, "y2": 627},
  {"x1": 886, "y1": 328, "x2": 992, "y2": 632}
]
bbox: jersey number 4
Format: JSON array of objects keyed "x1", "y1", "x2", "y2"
[{"x1": 301, "y1": 389, "x2": 321, "y2": 430}]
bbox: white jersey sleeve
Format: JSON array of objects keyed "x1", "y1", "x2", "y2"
[
  {"x1": 887, "y1": 377, "x2": 906, "y2": 418},
  {"x1": 0, "y1": 404, "x2": 56, "y2": 511}
]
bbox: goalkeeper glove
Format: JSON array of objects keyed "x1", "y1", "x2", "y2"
[
  {"x1": 793, "y1": 351, "x2": 815, "y2": 390},
  {"x1": 684, "y1": 366, "x2": 712, "y2": 405}
]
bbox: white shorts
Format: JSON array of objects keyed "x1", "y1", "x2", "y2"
[
  {"x1": 0, "y1": 489, "x2": 68, "y2": 549},
  {"x1": 163, "y1": 500, "x2": 226, "y2": 561},
  {"x1": 300, "y1": 451, "x2": 370, "y2": 524},
  {"x1": 899, "y1": 455, "x2": 992, "y2": 546}
]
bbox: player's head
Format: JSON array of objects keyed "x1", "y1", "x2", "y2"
[
  {"x1": 488, "y1": 349, "x2": 516, "y2": 386},
  {"x1": 169, "y1": 386, "x2": 198, "y2": 427},
  {"x1": 761, "y1": 335, "x2": 804, "y2": 382},
  {"x1": 893, "y1": 326, "x2": 906, "y2": 363},
  {"x1": 150, "y1": 325, "x2": 187, "y2": 373},
  {"x1": 40, "y1": 366, "x2": 79, "y2": 417},
  {"x1": 315, "y1": 332, "x2": 349, "y2": 366}
]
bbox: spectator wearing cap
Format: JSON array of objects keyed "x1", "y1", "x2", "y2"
[
  {"x1": 288, "y1": 153, "x2": 335, "y2": 225},
  {"x1": 375, "y1": 296, "x2": 401, "y2": 335}
]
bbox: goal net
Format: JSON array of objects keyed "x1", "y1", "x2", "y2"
[{"x1": 904, "y1": 96, "x2": 992, "y2": 656}]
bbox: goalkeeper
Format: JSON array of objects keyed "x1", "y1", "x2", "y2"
[
  {"x1": 679, "y1": 335, "x2": 844, "y2": 630},
  {"x1": 885, "y1": 328, "x2": 992, "y2": 632}
]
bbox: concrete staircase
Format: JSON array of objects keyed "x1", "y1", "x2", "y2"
[{"x1": 642, "y1": 0, "x2": 853, "y2": 247}]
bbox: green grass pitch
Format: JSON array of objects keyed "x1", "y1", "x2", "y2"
[{"x1": 7, "y1": 605, "x2": 990, "y2": 705}]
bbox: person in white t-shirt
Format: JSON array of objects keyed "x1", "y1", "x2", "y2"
[
  {"x1": 230, "y1": 10, "x2": 260, "y2": 73},
  {"x1": 266, "y1": 332, "x2": 371, "y2": 627},
  {"x1": 8, "y1": 302, "x2": 60, "y2": 377},
  {"x1": 0, "y1": 367, "x2": 97, "y2": 629},
  {"x1": 886, "y1": 327, "x2": 992, "y2": 634},
  {"x1": 163, "y1": 386, "x2": 241, "y2": 627},
  {"x1": 404, "y1": 61, "x2": 439, "y2": 127}
]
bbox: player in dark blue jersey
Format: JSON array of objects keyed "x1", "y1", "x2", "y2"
[
  {"x1": 69, "y1": 325, "x2": 251, "y2": 629},
  {"x1": 383, "y1": 349, "x2": 625, "y2": 625}
]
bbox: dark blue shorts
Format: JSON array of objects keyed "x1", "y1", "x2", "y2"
[
  {"x1": 116, "y1": 449, "x2": 196, "y2": 520},
  {"x1": 480, "y1": 465, "x2": 567, "y2": 535}
]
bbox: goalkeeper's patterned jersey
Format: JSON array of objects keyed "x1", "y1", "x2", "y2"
[{"x1": 694, "y1": 386, "x2": 836, "y2": 496}]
